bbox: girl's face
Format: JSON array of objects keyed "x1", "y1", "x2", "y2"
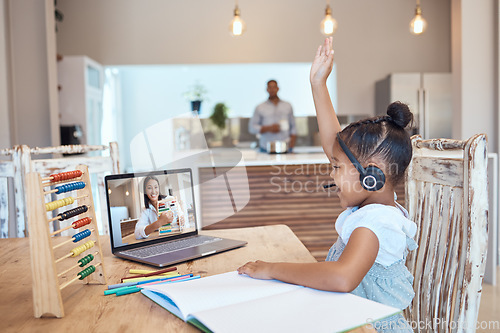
[
  {"x1": 145, "y1": 179, "x2": 160, "y2": 203},
  {"x1": 330, "y1": 141, "x2": 370, "y2": 209}
]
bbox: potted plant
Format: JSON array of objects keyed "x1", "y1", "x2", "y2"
[
  {"x1": 209, "y1": 103, "x2": 229, "y2": 131},
  {"x1": 209, "y1": 103, "x2": 233, "y2": 146},
  {"x1": 183, "y1": 83, "x2": 208, "y2": 114}
]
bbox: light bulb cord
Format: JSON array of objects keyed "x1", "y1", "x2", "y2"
[
  {"x1": 415, "y1": 0, "x2": 422, "y2": 15},
  {"x1": 233, "y1": 0, "x2": 240, "y2": 16},
  {"x1": 325, "y1": 5, "x2": 332, "y2": 16}
]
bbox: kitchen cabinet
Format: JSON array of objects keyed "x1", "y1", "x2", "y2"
[
  {"x1": 375, "y1": 73, "x2": 452, "y2": 139},
  {"x1": 58, "y1": 56, "x2": 104, "y2": 145}
]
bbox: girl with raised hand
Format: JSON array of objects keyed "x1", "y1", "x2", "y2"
[{"x1": 238, "y1": 38, "x2": 417, "y2": 332}]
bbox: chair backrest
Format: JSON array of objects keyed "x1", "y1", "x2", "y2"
[
  {"x1": 404, "y1": 134, "x2": 488, "y2": 332},
  {"x1": 0, "y1": 148, "x2": 15, "y2": 238}
]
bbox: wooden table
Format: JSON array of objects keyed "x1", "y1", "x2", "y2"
[{"x1": 0, "y1": 225, "x2": 375, "y2": 333}]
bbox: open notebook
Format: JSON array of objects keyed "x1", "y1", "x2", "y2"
[{"x1": 141, "y1": 271, "x2": 401, "y2": 333}]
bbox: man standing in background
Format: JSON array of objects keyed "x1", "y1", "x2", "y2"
[{"x1": 249, "y1": 79, "x2": 297, "y2": 152}]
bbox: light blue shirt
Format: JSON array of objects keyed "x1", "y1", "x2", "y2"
[
  {"x1": 326, "y1": 202, "x2": 418, "y2": 332},
  {"x1": 249, "y1": 99, "x2": 297, "y2": 150},
  {"x1": 334, "y1": 203, "x2": 417, "y2": 267}
]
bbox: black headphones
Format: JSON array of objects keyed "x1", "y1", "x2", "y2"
[{"x1": 336, "y1": 133, "x2": 385, "y2": 192}]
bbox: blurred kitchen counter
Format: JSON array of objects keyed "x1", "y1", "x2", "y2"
[
  {"x1": 173, "y1": 146, "x2": 329, "y2": 169},
  {"x1": 237, "y1": 146, "x2": 329, "y2": 166}
]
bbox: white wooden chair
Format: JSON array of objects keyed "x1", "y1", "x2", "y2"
[
  {"x1": 0, "y1": 148, "x2": 16, "y2": 238},
  {"x1": 0, "y1": 142, "x2": 119, "y2": 237},
  {"x1": 404, "y1": 134, "x2": 489, "y2": 332}
]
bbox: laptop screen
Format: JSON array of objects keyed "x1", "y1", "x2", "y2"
[{"x1": 105, "y1": 169, "x2": 197, "y2": 250}]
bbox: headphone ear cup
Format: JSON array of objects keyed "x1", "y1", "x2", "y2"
[{"x1": 360, "y1": 166, "x2": 386, "y2": 191}]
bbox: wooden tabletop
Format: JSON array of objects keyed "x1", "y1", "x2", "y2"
[{"x1": 0, "y1": 225, "x2": 375, "y2": 333}]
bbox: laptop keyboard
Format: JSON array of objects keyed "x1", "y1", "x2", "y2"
[{"x1": 123, "y1": 235, "x2": 222, "y2": 259}]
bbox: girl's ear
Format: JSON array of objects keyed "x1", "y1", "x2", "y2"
[
  {"x1": 365, "y1": 162, "x2": 383, "y2": 170},
  {"x1": 363, "y1": 157, "x2": 386, "y2": 172}
]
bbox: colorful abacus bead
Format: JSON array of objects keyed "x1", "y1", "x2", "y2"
[
  {"x1": 49, "y1": 170, "x2": 83, "y2": 182},
  {"x1": 78, "y1": 254, "x2": 94, "y2": 267},
  {"x1": 45, "y1": 197, "x2": 75, "y2": 211},
  {"x1": 70, "y1": 240, "x2": 94, "y2": 257},
  {"x1": 77, "y1": 265, "x2": 96, "y2": 280},
  {"x1": 72, "y1": 229, "x2": 92, "y2": 243},
  {"x1": 72, "y1": 217, "x2": 91, "y2": 229},
  {"x1": 49, "y1": 171, "x2": 66, "y2": 182},
  {"x1": 55, "y1": 181, "x2": 86, "y2": 194},
  {"x1": 58, "y1": 205, "x2": 88, "y2": 221}
]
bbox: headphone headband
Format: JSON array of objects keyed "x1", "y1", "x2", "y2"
[{"x1": 336, "y1": 133, "x2": 366, "y2": 176}]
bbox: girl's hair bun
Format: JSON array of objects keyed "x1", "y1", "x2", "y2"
[{"x1": 386, "y1": 101, "x2": 413, "y2": 128}]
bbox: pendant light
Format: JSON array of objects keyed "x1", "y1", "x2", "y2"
[
  {"x1": 320, "y1": 1, "x2": 338, "y2": 36},
  {"x1": 409, "y1": 0, "x2": 427, "y2": 35},
  {"x1": 229, "y1": 1, "x2": 246, "y2": 37}
]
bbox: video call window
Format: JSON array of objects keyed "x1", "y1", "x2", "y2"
[{"x1": 107, "y1": 171, "x2": 196, "y2": 248}]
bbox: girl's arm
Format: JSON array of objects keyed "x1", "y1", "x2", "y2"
[
  {"x1": 237, "y1": 228, "x2": 379, "y2": 292},
  {"x1": 310, "y1": 37, "x2": 341, "y2": 161}
]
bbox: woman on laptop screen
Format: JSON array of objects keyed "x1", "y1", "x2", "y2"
[{"x1": 134, "y1": 176, "x2": 175, "y2": 239}]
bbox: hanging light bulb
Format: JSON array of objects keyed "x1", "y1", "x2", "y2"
[
  {"x1": 409, "y1": 0, "x2": 427, "y2": 35},
  {"x1": 229, "y1": 3, "x2": 246, "y2": 37},
  {"x1": 320, "y1": 3, "x2": 338, "y2": 36}
]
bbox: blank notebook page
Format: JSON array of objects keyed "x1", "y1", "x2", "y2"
[
  {"x1": 193, "y1": 287, "x2": 400, "y2": 333},
  {"x1": 142, "y1": 271, "x2": 301, "y2": 319}
]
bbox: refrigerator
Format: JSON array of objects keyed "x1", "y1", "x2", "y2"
[{"x1": 375, "y1": 73, "x2": 452, "y2": 139}]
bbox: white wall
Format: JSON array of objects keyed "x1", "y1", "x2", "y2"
[
  {"x1": 3, "y1": 0, "x2": 59, "y2": 148},
  {"x1": 452, "y1": 0, "x2": 498, "y2": 152},
  {"x1": 55, "y1": 0, "x2": 451, "y2": 116},
  {"x1": 0, "y1": 0, "x2": 10, "y2": 149}
]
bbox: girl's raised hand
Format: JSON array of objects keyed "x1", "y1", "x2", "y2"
[
  {"x1": 310, "y1": 37, "x2": 335, "y2": 86},
  {"x1": 237, "y1": 260, "x2": 273, "y2": 280}
]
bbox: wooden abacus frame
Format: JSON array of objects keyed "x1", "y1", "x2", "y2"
[{"x1": 26, "y1": 164, "x2": 107, "y2": 318}]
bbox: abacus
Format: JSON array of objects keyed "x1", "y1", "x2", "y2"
[
  {"x1": 157, "y1": 197, "x2": 182, "y2": 234},
  {"x1": 26, "y1": 165, "x2": 107, "y2": 318}
]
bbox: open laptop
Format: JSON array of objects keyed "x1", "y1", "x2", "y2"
[{"x1": 104, "y1": 168, "x2": 247, "y2": 267}]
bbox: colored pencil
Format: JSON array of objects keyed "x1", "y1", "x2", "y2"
[
  {"x1": 115, "y1": 275, "x2": 201, "y2": 296},
  {"x1": 140, "y1": 274, "x2": 197, "y2": 287},
  {"x1": 122, "y1": 272, "x2": 179, "y2": 283},
  {"x1": 121, "y1": 266, "x2": 177, "y2": 282},
  {"x1": 129, "y1": 269, "x2": 175, "y2": 275},
  {"x1": 106, "y1": 274, "x2": 193, "y2": 292}
]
